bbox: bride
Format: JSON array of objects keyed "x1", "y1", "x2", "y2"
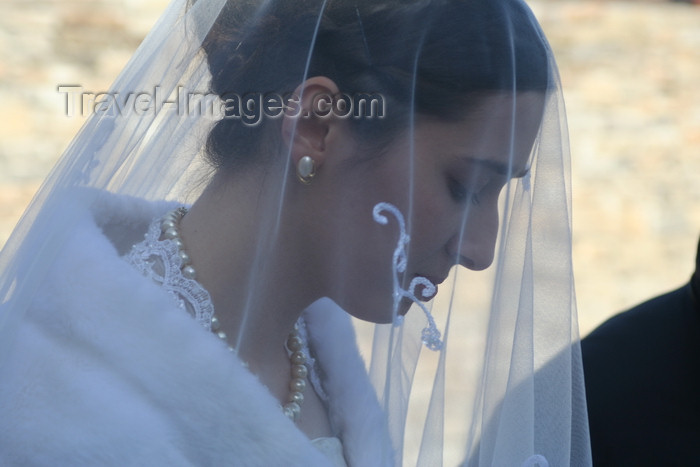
[{"x1": 0, "y1": 0, "x2": 590, "y2": 465}]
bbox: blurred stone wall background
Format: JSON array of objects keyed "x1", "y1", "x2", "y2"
[
  {"x1": 533, "y1": 0, "x2": 700, "y2": 334},
  {"x1": 0, "y1": 0, "x2": 698, "y2": 337}
]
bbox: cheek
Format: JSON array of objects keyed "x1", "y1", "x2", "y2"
[
  {"x1": 406, "y1": 194, "x2": 454, "y2": 260},
  {"x1": 338, "y1": 246, "x2": 398, "y2": 324},
  {"x1": 329, "y1": 159, "x2": 434, "y2": 322},
  {"x1": 333, "y1": 202, "x2": 406, "y2": 323}
]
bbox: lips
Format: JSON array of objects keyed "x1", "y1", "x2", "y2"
[
  {"x1": 411, "y1": 274, "x2": 446, "y2": 301},
  {"x1": 423, "y1": 274, "x2": 447, "y2": 286}
]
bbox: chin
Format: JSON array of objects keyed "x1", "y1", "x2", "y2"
[
  {"x1": 397, "y1": 297, "x2": 414, "y2": 317},
  {"x1": 335, "y1": 294, "x2": 398, "y2": 325}
]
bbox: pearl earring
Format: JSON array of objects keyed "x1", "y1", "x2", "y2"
[{"x1": 296, "y1": 156, "x2": 316, "y2": 184}]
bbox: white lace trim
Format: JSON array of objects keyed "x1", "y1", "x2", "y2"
[
  {"x1": 295, "y1": 315, "x2": 329, "y2": 403},
  {"x1": 124, "y1": 215, "x2": 328, "y2": 402},
  {"x1": 126, "y1": 219, "x2": 216, "y2": 330}
]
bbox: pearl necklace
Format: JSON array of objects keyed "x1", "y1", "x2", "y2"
[{"x1": 160, "y1": 207, "x2": 308, "y2": 422}]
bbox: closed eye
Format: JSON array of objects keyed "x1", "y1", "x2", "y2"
[{"x1": 448, "y1": 178, "x2": 481, "y2": 206}]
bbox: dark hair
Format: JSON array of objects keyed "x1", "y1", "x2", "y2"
[{"x1": 199, "y1": 0, "x2": 550, "y2": 171}]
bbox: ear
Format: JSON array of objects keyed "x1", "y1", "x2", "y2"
[{"x1": 281, "y1": 76, "x2": 342, "y2": 170}]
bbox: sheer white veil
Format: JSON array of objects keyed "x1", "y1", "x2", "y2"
[{"x1": 0, "y1": 0, "x2": 591, "y2": 465}]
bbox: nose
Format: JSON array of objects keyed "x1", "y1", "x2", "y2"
[{"x1": 447, "y1": 209, "x2": 499, "y2": 271}]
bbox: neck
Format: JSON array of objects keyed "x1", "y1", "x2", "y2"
[{"x1": 178, "y1": 169, "x2": 317, "y2": 367}]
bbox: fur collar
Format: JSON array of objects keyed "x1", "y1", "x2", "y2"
[{"x1": 0, "y1": 190, "x2": 393, "y2": 466}]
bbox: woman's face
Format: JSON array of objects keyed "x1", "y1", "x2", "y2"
[{"x1": 313, "y1": 93, "x2": 544, "y2": 323}]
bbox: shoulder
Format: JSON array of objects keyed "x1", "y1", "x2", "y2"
[
  {"x1": 0, "y1": 192, "x2": 332, "y2": 466},
  {"x1": 582, "y1": 284, "x2": 700, "y2": 465},
  {"x1": 582, "y1": 284, "x2": 697, "y2": 359},
  {"x1": 304, "y1": 299, "x2": 395, "y2": 466},
  {"x1": 581, "y1": 284, "x2": 700, "y2": 382}
]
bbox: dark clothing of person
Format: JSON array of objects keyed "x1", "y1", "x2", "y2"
[{"x1": 582, "y1": 238, "x2": 700, "y2": 466}]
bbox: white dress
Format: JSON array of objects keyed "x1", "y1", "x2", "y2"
[
  {"x1": 125, "y1": 210, "x2": 350, "y2": 466},
  {"x1": 0, "y1": 190, "x2": 393, "y2": 467}
]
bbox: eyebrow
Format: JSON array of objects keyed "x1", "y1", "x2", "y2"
[{"x1": 455, "y1": 155, "x2": 531, "y2": 179}]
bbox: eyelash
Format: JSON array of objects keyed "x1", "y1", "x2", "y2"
[{"x1": 448, "y1": 179, "x2": 481, "y2": 206}]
